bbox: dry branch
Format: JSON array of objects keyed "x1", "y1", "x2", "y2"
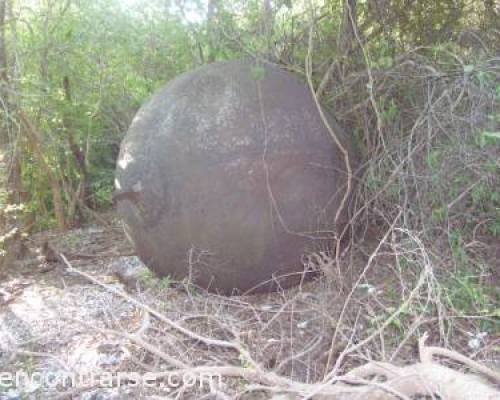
[{"x1": 59, "y1": 254, "x2": 500, "y2": 400}]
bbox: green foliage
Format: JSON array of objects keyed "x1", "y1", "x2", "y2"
[
  {"x1": 139, "y1": 269, "x2": 163, "y2": 288},
  {"x1": 158, "y1": 275, "x2": 173, "y2": 289},
  {"x1": 479, "y1": 131, "x2": 500, "y2": 147},
  {"x1": 4, "y1": 0, "x2": 198, "y2": 228},
  {"x1": 89, "y1": 171, "x2": 114, "y2": 209},
  {"x1": 443, "y1": 269, "x2": 496, "y2": 317},
  {"x1": 139, "y1": 268, "x2": 172, "y2": 289},
  {"x1": 381, "y1": 99, "x2": 400, "y2": 124},
  {"x1": 426, "y1": 150, "x2": 442, "y2": 170},
  {"x1": 448, "y1": 230, "x2": 468, "y2": 266},
  {"x1": 0, "y1": 0, "x2": 497, "y2": 235}
]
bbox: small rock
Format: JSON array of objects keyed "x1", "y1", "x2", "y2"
[
  {"x1": 97, "y1": 343, "x2": 121, "y2": 354},
  {"x1": 297, "y1": 320, "x2": 309, "y2": 329},
  {"x1": 468, "y1": 332, "x2": 488, "y2": 350},
  {"x1": 81, "y1": 389, "x2": 122, "y2": 400},
  {"x1": 108, "y1": 257, "x2": 148, "y2": 290},
  {"x1": 270, "y1": 394, "x2": 300, "y2": 400},
  {"x1": 0, "y1": 390, "x2": 22, "y2": 400}
]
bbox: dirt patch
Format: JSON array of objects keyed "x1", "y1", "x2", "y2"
[{"x1": 0, "y1": 221, "x2": 498, "y2": 399}]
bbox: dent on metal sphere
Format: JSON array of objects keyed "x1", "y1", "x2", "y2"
[{"x1": 115, "y1": 59, "x2": 357, "y2": 294}]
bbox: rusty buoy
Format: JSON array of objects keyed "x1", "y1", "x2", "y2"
[{"x1": 115, "y1": 60, "x2": 356, "y2": 294}]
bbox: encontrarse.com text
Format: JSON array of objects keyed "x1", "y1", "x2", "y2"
[{"x1": 0, "y1": 371, "x2": 221, "y2": 391}]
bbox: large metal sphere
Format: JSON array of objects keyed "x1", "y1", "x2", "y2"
[{"x1": 115, "y1": 60, "x2": 356, "y2": 294}]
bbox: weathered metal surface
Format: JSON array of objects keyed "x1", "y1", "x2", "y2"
[{"x1": 115, "y1": 60, "x2": 356, "y2": 294}]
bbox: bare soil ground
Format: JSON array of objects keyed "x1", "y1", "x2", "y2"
[{"x1": 0, "y1": 216, "x2": 498, "y2": 399}]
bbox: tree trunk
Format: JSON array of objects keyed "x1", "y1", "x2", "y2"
[
  {"x1": 337, "y1": 0, "x2": 357, "y2": 58},
  {"x1": 0, "y1": 0, "x2": 7, "y2": 85},
  {"x1": 261, "y1": 0, "x2": 274, "y2": 53},
  {"x1": 483, "y1": 0, "x2": 498, "y2": 31},
  {"x1": 207, "y1": 0, "x2": 219, "y2": 63},
  {"x1": 18, "y1": 111, "x2": 66, "y2": 230},
  {"x1": 63, "y1": 75, "x2": 88, "y2": 226},
  {"x1": 0, "y1": 0, "x2": 24, "y2": 205}
]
